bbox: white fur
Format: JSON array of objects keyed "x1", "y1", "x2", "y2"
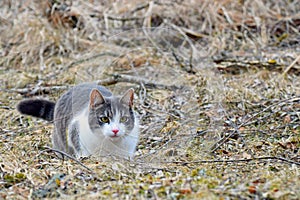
[
  {"x1": 102, "y1": 110, "x2": 126, "y2": 137},
  {"x1": 69, "y1": 108, "x2": 139, "y2": 159}
]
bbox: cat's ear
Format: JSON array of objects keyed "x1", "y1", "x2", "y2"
[
  {"x1": 90, "y1": 89, "x2": 105, "y2": 109},
  {"x1": 120, "y1": 88, "x2": 134, "y2": 107}
]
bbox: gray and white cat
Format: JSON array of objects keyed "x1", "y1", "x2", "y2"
[{"x1": 17, "y1": 83, "x2": 139, "y2": 159}]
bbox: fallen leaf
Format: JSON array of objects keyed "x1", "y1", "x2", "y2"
[
  {"x1": 248, "y1": 185, "x2": 257, "y2": 194},
  {"x1": 179, "y1": 188, "x2": 192, "y2": 195}
]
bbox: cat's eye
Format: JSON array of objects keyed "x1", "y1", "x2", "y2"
[
  {"x1": 99, "y1": 117, "x2": 110, "y2": 123},
  {"x1": 120, "y1": 116, "x2": 128, "y2": 123}
]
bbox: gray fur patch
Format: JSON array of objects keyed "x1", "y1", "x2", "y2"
[{"x1": 69, "y1": 121, "x2": 80, "y2": 154}]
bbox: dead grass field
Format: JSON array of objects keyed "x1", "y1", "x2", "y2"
[{"x1": 0, "y1": 0, "x2": 300, "y2": 199}]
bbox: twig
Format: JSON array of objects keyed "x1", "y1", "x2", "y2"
[
  {"x1": 210, "y1": 129, "x2": 239, "y2": 153},
  {"x1": 140, "y1": 156, "x2": 300, "y2": 166},
  {"x1": 166, "y1": 21, "x2": 197, "y2": 74},
  {"x1": 140, "y1": 127, "x2": 178, "y2": 159},
  {"x1": 9, "y1": 85, "x2": 69, "y2": 96},
  {"x1": 38, "y1": 146, "x2": 94, "y2": 173},
  {"x1": 10, "y1": 73, "x2": 183, "y2": 96},
  {"x1": 65, "y1": 52, "x2": 120, "y2": 69},
  {"x1": 143, "y1": 1, "x2": 154, "y2": 27},
  {"x1": 239, "y1": 96, "x2": 300, "y2": 127},
  {"x1": 210, "y1": 96, "x2": 300, "y2": 153},
  {"x1": 44, "y1": 52, "x2": 120, "y2": 81},
  {"x1": 96, "y1": 74, "x2": 183, "y2": 90},
  {"x1": 103, "y1": 10, "x2": 109, "y2": 31},
  {"x1": 282, "y1": 54, "x2": 300, "y2": 75},
  {"x1": 171, "y1": 50, "x2": 195, "y2": 74},
  {"x1": 130, "y1": 2, "x2": 150, "y2": 14},
  {"x1": 106, "y1": 15, "x2": 142, "y2": 22},
  {"x1": 172, "y1": 50, "x2": 185, "y2": 68},
  {"x1": 129, "y1": 1, "x2": 166, "y2": 14}
]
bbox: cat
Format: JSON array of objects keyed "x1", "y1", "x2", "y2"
[{"x1": 17, "y1": 83, "x2": 139, "y2": 159}]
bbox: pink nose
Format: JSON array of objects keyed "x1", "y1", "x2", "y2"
[{"x1": 112, "y1": 129, "x2": 119, "y2": 134}]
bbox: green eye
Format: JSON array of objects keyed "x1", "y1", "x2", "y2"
[
  {"x1": 120, "y1": 116, "x2": 128, "y2": 123},
  {"x1": 99, "y1": 117, "x2": 110, "y2": 123}
]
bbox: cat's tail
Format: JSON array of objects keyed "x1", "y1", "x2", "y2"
[{"x1": 17, "y1": 99, "x2": 55, "y2": 121}]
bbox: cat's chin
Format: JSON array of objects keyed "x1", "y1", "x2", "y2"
[{"x1": 107, "y1": 135, "x2": 122, "y2": 140}]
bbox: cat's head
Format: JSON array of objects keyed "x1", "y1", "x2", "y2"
[{"x1": 88, "y1": 88, "x2": 136, "y2": 139}]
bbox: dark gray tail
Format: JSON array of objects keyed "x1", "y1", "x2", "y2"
[{"x1": 17, "y1": 99, "x2": 55, "y2": 121}]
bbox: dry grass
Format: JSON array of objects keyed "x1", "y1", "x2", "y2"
[{"x1": 0, "y1": 0, "x2": 300, "y2": 199}]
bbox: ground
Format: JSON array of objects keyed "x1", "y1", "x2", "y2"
[{"x1": 0, "y1": 0, "x2": 300, "y2": 199}]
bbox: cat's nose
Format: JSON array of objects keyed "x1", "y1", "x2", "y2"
[{"x1": 112, "y1": 129, "x2": 119, "y2": 134}]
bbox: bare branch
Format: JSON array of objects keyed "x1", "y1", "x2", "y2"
[
  {"x1": 65, "y1": 52, "x2": 120, "y2": 69},
  {"x1": 282, "y1": 54, "x2": 300, "y2": 75},
  {"x1": 97, "y1": 74, "x2": 183, "y2": 90},
  {"x1": 10, "y1": 73, "x2": 183, "y2": 96},
  {"x1": 210, "y1": 96, "x2": 300, "y2": 153},
  {"x1": 9, "y1": 85, "x2": 69, "y2": 96},
  {"x1": 106, "y1": 15, "x2": 143, "y2": 22},
  {"x1": 38, "y1": 146, "x2": 95, "y2": 173},
  {"x1": 138, "y1": 156, "x2": 300, "y2": 166}
]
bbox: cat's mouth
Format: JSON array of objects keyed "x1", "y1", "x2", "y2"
[{"x1": 109, "y1": 135, "x2": 121, "y2": 139}]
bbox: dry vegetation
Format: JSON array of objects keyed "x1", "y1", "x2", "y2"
[{"x1": 0, "y1": 0, "x2": 300, "y2": 199}]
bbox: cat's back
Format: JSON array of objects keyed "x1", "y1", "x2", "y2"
[{"x1": 55, "y1": 83, "x2": 112, "y2": 117}]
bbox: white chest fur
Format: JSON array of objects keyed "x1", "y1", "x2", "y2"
[{"x1": 69, "y1": 109, "x2": 139, "y2": 159}]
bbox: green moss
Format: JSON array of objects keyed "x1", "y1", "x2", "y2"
[{"x1": 3, "y1": 173, "x2": 27, "y2": 187}]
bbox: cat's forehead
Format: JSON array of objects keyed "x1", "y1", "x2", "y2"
[{"x1": 101, "y1": 96, "x2": 131, "y2": 113}]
